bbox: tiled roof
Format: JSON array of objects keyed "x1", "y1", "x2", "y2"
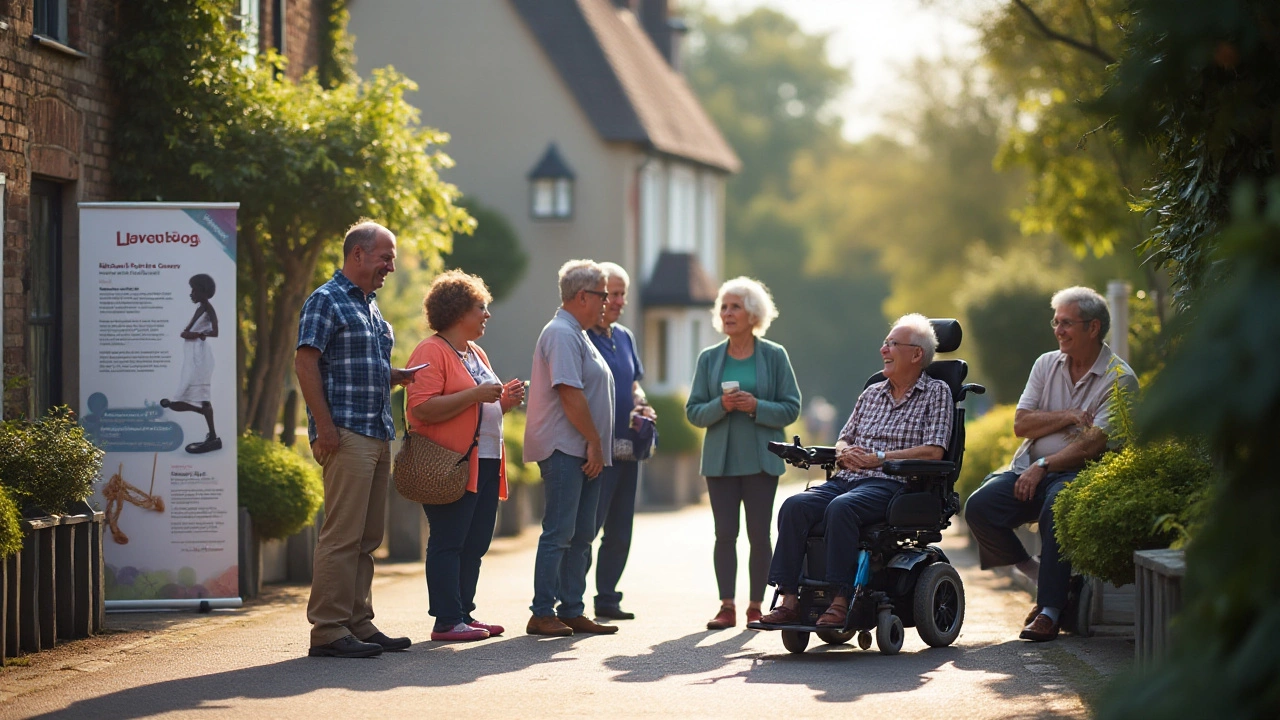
[
  {"x1": 509, "y1": 0, "x2": 740, "y2": 173},
  {"x1": 641, "y1": 251, "x2": 719, "y2": 307}
]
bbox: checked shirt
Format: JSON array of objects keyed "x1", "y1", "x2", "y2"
[
  {"x1": 297, "y1": 270, "x2": 396, "y2": 443},
  {"x1": 833, "y1": 373, "x2": 953, "y2": 485}
]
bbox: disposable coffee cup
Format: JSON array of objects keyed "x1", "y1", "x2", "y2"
[{"x1": 721, "y1": 381, "x2": 740, "y2": 395}]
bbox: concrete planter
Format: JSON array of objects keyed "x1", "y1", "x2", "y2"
[
  {"x1": 494, "y1": 482, "x2": 532, "y2": 537},
  {"x1": 638, "y1": 454, "x2": 700, "y2": 510},
  {"x1": 239, "y1": 508, "x2": 322, "y2": 598},
  {"x1": 2, "y1": 511, "x2": 106, "y2": 665}
]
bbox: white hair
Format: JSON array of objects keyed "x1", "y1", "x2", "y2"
[
  {"x1": 1051, "y1": 286, "x2": 1111, "y2": 338},
  {"x1": 558, "y1": 259, "x2": 606, "y2": 303},
  {"x1": 712, "y1": 276, "x2": 778, "y2": 337},
  {"x1": 893, "y1": 313, "x2": 939, "y2": 366},
  {"x1": 597, "y1": 261, "x2": 630, "y2": 288}
]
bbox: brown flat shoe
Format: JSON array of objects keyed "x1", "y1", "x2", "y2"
[
  {"x1": 560, "y1": 615, "x2": 619, "y2": 634},
  {"x1": 706, "y1": 606, "x2": 735, "y2": 630},
  {"x1": 526, "y1": 614, "x2": 573, "y2": 637},
  {"x1": 1019, "y1": 612, "x2": 1060, "y2": 642},
  {"x1": 758, "y1": 604, "x2": 800, "y2": 626},
  {"x1": 1024, "y1": 605, "x2": 1043, "y2": 627},
  {"x1": 815, "y1": 602, "x2": 848, "y2": 628}
]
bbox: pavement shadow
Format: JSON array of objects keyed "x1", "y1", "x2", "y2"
[
  {"x1": 603, "y1": 630, "x2": 760, "y2": 682},
  {"x1": 28, "y1": 634, "x2": 593, "y2": 719}
]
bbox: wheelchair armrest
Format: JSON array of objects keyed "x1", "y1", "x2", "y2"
[{"x1": 882, "y1": 460, "x2": 955, "y2": 478}]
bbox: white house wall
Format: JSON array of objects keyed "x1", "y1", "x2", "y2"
[{"x1": 348, "y1": 0, "x2": 640, "y2": 380}]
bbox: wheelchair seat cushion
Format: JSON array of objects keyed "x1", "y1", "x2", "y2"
[{"x1": 886, "y1": 492, "x2": 942, "y2": 527}]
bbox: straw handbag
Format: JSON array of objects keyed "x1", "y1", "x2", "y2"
[{"x1": 393, "y1": 410, "x2": 482, "y2": 505}]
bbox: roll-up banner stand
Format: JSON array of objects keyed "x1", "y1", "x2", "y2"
[{"x1": 79, "y1": 203, "x2": 241, "y2": 610}]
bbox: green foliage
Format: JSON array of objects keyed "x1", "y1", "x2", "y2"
[
  {"x1": 316, "y1": 0, "x2": 355, "y2": 89},
  {"x1": 647, "y1": 394, "x2": 704, "y2": 455},
  {"x1": 0, "y1": 486, "x2": 22, "y2": 559},
  {"x1": 0, "y1": 407, "x2": 104, "y2": 515},
  {"x1": 237, "y1": 433, "x2": 324, "y2": 540},
  {"x1": 955, "y1": 405, "x2": 1020, "y2": 504},
  {"x1": 502, "y1": 409, "x2": 540, "y2": 485},
  {"x1": 448, "y1": 200, "x2": 528, "y2": 303},
  {"x1": 1054, "y1": 438, "x2": 1212, "y2": 586},
  {"x1": 108, "y1": 0, "x2": 473, "y2": 436},
  {"x1": 955, "y1": 247, "x2": 1074, "y2": 403}
]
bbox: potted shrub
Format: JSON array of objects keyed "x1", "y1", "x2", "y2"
[
  {"x1": 496, "y1": 409, "x2": 541, "y2": 537},
  {"x1": 0, "y1": 407, "x2": 104, "y2": 517},
  {"x1": 641, "y1": 393, "x2": 705, "y2": 508},
  {"x1": 954, "y1": 404, "x2": 1021, "y2": 506},
  {"x1": 0, "y1": 486, "x2": 21, "y2": 560},
  {"x1": 237, "y1": 433, "x2": 324, "y2": 596}
]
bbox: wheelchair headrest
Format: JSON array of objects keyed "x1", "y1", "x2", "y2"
[{"x1": 931, "y1": 319, "x2": 962, "y2": 354}]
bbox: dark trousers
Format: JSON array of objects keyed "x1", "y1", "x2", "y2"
[
  {"x1": 593, "y1": 459, "x2": 638, "y2": 611},
  {"x1": 422, "y1": 459, "x2": 501, "y2": 628},
  {"x1": 707, "y1": 474, "x2": 778, "y2": 602},
  {"x1": 964, "y1": 469, "x2": 1078, "y2": 610},
  {"x1": 768, "y1": 478, "x2": 900, "y2": 594}
]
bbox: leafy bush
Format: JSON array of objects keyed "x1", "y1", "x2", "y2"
[
  {"x1": 237, "y1": 433, "x2": 324, "y2": 540},
  {"x1": 502, "y1": 409, "x2": 540, "y2": 484},
  {"x1": 1054, "y1": 438, "x2": 1213, "y2": 585},
  {"x1": 648, "y1": 393, "x2": 704, "y2": 455},
  {"x1": 0, "y1": 486, "x2": 22, "y2": 559},
  {"x1": 956, "y1": 405, "x2": 1021, "y2": 504},
  {"x1": 0, "y1": 407, "x2": 104, "y2": 515}
]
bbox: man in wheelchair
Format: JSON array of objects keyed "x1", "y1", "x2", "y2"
[
  {"x1": 759, "y1": 314, "x2": 954, "y2": 630},
  {"x1": 964, "y1": 286, "x2": 1137, "y2": 642}
]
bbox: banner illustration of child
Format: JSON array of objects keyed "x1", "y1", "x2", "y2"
[{"x1": 161, "y1": 273, "x2": 222, "y2": 453}]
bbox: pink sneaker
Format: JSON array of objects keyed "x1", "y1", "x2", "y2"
[
  {"x1": 431, "y1": 623, "x2": 489, "y2": 642},
  {"x1": 467, "y1": 620, "x2": 504, "y2": 637}
]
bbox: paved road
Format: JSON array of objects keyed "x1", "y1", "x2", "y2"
[{"x1": 2, "y1": 485, "x2": 1130, "y2": 719}]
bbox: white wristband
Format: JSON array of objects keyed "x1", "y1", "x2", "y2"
[{"x1": 876, "y1": 450, "x2": 886, "y2": 461}]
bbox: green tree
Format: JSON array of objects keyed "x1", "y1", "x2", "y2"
[
  {"x1": 447, "y1": 200, "x2": 528, "y2": 303},
  {"x1": 109, "y1": 0, "x2": 473, "y2": 437}
]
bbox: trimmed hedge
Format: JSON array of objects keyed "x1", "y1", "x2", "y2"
[
  {"x1": 238, "y1": 433, "x2": 324, "y2": 540},
  {"x1": 502, "y1": 409, "x2": 540, "y2": 484},
  {"x1": 648, "y1": 393, "x2": 704, "y2": 455},
  {"x1": 956, "y1": 405, "x2": 1021, "y2": 504},
  {"x1": 1054, "y1": 438, "x2": 1212, "y2": 585},
  {"x1": 0, "y1": 406, "x2": 104, "y2": 515},
  {"x1": 0, "y1": 486, "x2": 21, "y2": 560}
]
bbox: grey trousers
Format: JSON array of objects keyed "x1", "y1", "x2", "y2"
[{"x1": 964, "y1": 469, "x2": 1078, "y2": 610}]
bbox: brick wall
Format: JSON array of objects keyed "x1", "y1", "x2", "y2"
[
  {"x1": 260, "y1": 0, "x2": 322, "y2": 83},
  {"x1": 0, "y1": 0, "x2": 115, "y2": 418}
]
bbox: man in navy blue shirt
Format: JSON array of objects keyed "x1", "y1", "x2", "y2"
[
  {"x1": 587, "y1": 263, "x2": 654, "y2": 620},
  {"x1": 296, "y1": 220, "x2": 421, "y2": 658}
]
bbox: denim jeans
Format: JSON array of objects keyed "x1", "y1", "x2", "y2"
[
  {"x1": 422, "y1": 459, "x2": 501, "y2": 628},
  {"x1": 531, "y1": 451, "x2": 603, "y2": 619},
  {"x1": 593, "y1": 459, "x2": 638, "y2": 610}
]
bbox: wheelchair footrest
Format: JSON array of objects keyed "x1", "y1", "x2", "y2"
[{"x1": 746, "y1": 621, "x2": 826, "y2": 632}]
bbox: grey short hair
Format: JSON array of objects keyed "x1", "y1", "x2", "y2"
[
  {"x1": 343, "y1": 219, "x2": 391, "y2": 257},
  {"x1": 893, "y1": 313, "x2": 939, "y2": 366},
  {"x1": 1051, "y1": 286, "x2": 1111, "y2": 338},
  {"x1": 558, "y1": 259, "x2": 606, "y2": 303},
  {"x1": 597, "y1": 262, "x2": 630, "y2": 288},
  {"x1": 712, "y1": 276, "x2": 779, "y2": 337}
]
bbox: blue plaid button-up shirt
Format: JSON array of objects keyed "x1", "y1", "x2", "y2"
[{"x1": 297, "y1": 270, "x2": 395, "y2": 442}]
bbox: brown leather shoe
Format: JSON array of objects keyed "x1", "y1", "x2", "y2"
[
  {"x1": 706, "y1": 606, "x2": 735, "y2": 630},
  {"x1": 526, "y1": 615, "x2": 573, "y2": 637},
  {"x1": 758, "y1": 604, "x2": 800, "y2": 626},
  {"x1": 816, "y1": 601, "x2": 848, "y2": 628},
  {"x1": 1019, "y1": 612, "x2": 1060, "y2": 642},
  {"x1": 1024, "y1": 605, "x2": 1043, "y2": 627},
  {"x1": 560, "y1": 615, "x2": 619, "y2": 634}
]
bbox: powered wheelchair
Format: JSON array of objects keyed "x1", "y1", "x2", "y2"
[{"x1": 746, "y1": 319, "x2": 985, "y2": 655}]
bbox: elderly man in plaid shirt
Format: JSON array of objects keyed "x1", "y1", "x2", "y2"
[
  {"x1": 760, "y1": 313, "x2": 953, "y2": 628},
  {"x1": 295, "y1": 220, "x2": 422, "y2": 658}
]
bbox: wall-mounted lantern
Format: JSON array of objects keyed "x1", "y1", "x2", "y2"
[{"x1": 528, "y1": 143, "x2": 575, "y2": 220}]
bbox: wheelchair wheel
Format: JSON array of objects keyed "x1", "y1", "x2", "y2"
[
  {"x1": 857, "y1": 631, "x2": 872, "y2": 650},
  {"x1": 816, "y1": 629, "x2": 855, "y2": 646},
  {"x1": 781, "y1": 630, "x2": 810, "y2": 654},
  {"x1": 876, "y1": 611, "x2": 904, "y2": 655},
  {"x1": 913, "y1": 562, "x2": 965, "y2": 648}
]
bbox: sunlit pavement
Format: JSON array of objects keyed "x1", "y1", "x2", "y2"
[{"x1": 1, "y1": 483, "x2": 1130, "y2": 719}]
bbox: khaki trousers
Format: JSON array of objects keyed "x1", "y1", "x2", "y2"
[{"x1": 307, "y1": 428, "x2": 391, "y2": 646}]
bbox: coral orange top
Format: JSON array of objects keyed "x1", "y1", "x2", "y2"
[{"x1": 404, "y1": 335, "x2": 508, "y2": 501}]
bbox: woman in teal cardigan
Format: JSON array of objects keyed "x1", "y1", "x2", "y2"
[{"x1": 686, "y1": 277, "x2": 801, "y2": 630}]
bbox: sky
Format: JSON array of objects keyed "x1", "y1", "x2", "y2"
[{"x1": 698, "y1": 0, "x2": 1000, "y2": 140}]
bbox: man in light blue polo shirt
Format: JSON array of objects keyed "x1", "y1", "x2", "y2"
[{"x1": 524, "y1": 259, "x2": 617, "y2": 637}]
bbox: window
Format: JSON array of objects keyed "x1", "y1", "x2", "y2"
[
  {"x1": 29, "y1": 180, "x2": 63, "y2": 419},
  {"x1": 34, "y1": 0, "x2": 68, "y2": 43},
  {"x1": 698, "y1": 175, "x2": 719, "y2": 277},
  {"x1": 528, "y1": 143, "x2": 575, "y2": 220},
  {"x1": 237, "y1": 0, "x2": 261, "y2": 64},
  {"x1": 640, "y1": 161, "x2": 663, "y2": 279},
  {"x1": 667, "y1": 165, "x2": 696, "y2": 252}
]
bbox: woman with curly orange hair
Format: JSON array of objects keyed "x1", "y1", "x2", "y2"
[{"x1": 404, "y1": 270, "x2": 525, "y2": 642}]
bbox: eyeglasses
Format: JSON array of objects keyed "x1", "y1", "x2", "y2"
[
  {"x1": 882, "y1": 340, "x2": 920, "y2": 350},
  {"x1": 1050, "y1": 318, "x2": 1088, "y2": 330},
  {"x1": 582, "y1": 290, "x2": 608, "y2": 302}
]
